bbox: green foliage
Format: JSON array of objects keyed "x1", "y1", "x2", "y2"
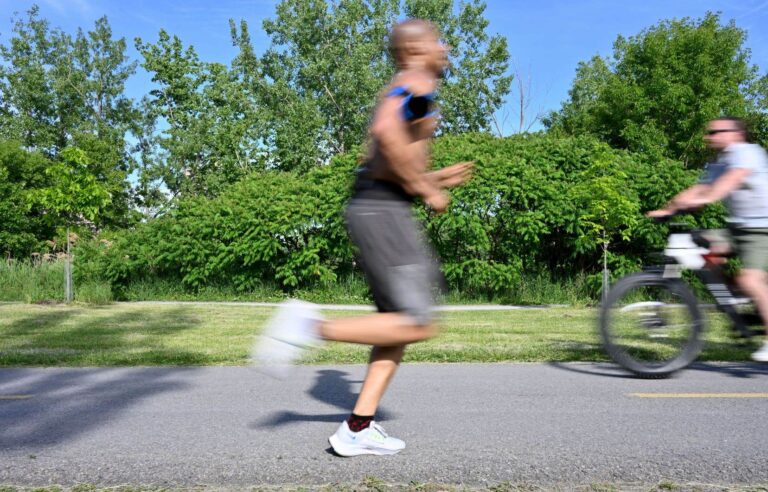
[
  {"x1": 566, "y1": 162, "x2": 639, "y2": 254},
  {"x1": 0, "y1": 6, "x2": 138, "y2": 228},
  {"x1": 93, "y1": 155, "x2": 357, "y2": 295},
  {"x1": 87, "y1": 133, "x2": 714, "y2": 302},
  {"x1": 405, "y1": 0, "x2": 512, "y2": 134},
  {"x1": 546, "y1": 12, "x2": 767, "y2": 167},
  {"x1": 0, "y1": 260, "x2": 64, "y2": 302},
  {"x1": 251, "y1": 0, "x2": 396, "y2": 167},
  {"x1": 135, "y1": 30, "x2": 265, "y2": 198},
  {"x1": 224, "y1": 0, "x2": 511, "y2": 172},
  {"x1": 0, "y1": 141, "x2": 54, "y2": 257},
  {"x1": 428, "y1": 133, "x2": 679, "y2": 292},
  {"x1": 74, "y1": 280, "x2": 112, "y2": 304},
  {"x1": 31, "y1": 147, "x2": 112, "y2": 222}
]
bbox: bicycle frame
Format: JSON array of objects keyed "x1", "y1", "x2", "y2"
[{"x1": 650, "y1": 230, "x2": 762, "y2": 338}]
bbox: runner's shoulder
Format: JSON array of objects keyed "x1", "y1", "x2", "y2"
[{"x1": 389, "y1": 70, "x2": 436, "y2": 96}]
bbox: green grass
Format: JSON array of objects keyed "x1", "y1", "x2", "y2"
[
  {"x1": 117, "y1": 272, "x2": 596, "y2": 306},
  {"x1": 116, "y1": 275, "x2": 374, "y2": 305},
  {"x1": 0, "y1": 260, "x2": 598, "y2": 306},
  {"x1": 0, "y1": 261, "x2": 114, "y2": 305},
  {"x1": 0, "y1": 261, "x2": 66, "y2": 303},
  {"x1": 0, "y1": 303, "x2": 760, "y2": 367}
]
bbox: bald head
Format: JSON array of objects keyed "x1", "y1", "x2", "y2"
[{"x1": 389, "y1": 19, "x2": 439, "y2": 63}]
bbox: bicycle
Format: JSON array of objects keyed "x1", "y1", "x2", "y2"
[{"x1": 599, "y1": 219, "x2": 765, "y2": 378}]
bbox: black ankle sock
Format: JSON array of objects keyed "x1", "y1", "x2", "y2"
[{"x1": 347, "y1": 413, "x2": 374, "y2": 432}]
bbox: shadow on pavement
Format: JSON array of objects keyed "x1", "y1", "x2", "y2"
[
  {"x1": 548, "y1": 360, "x2": 768, "y2": 380},
  {"x1": 687, "y1": 361, "x2": 768, "y2": 378},
  {"x1": 547, "y1": 361, "x2": 639, "y2": 379},
  {"x1": 0, "y1": 305, "x2": 204, "y2": 450},
  {"x1": 255, "y1": 368, "x2": 395, "y2": 428}
]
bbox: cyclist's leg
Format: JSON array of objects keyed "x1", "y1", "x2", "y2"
[
  {"x1": 732, "y1": 228, "x2": 768, "y2": 338},
  {"x1": 701, "y1": 229, "x2": 732, "y2": 257}
]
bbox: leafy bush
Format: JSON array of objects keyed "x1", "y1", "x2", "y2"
[
  {"x1": 0, "y1": 141, "x2": 55, "y2": 257},
  {"x1": 82, "y1": 154, "x2": 357, "y2": 297},
  {"x1": 75, "y1": 133, "x2": 720, "y2": 303}
]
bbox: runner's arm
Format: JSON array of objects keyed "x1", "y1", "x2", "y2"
[
  {"x1": 370, "y1": 96, "x2": 444, "y2": 202},
  {"x1": 427, "y1": 162, "x2": 474, "y2": 189}
]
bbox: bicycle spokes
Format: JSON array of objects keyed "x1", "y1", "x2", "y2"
[{"x1": 600, "y1": 274, "x2": 703, "y2": 377}]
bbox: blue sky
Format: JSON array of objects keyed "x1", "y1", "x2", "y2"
[{"x1": 1, "y1": 0, "x2": 768, "y2": 133}]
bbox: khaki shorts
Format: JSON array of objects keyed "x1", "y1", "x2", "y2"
[{"x1": 704, "y1": 228, "x2": 768, "y2": 270}]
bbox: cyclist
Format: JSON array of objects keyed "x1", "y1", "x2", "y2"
[{"x1": 648, "y1": 116, "x2": 768, "y2": 362}]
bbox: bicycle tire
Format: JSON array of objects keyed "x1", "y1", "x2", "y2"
[{"x1": 599, "y1": 272, "x2": 704, "y2": 378}]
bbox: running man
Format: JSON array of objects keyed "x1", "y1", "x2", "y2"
[
  {"x1": 253, "y1": 19, "x2": 473, "y2": 456},
  {"x1": 648, "y1": 116, "x2": 768, "y2": 362}
]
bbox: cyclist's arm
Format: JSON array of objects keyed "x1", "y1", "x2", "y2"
[
  {"x1": 684, "y1": 168, "x2": 752, "y2": 206},
  {"x1": 669, "y1": 185, "x2": 710, "y2": 210},
  {"x1": 648, "y1": 184, "x2": 710, "y2": 216}
]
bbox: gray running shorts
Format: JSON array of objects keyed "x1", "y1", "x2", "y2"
[{"x1": 345, "y1": 198, "x2": 439, "y2": 325}]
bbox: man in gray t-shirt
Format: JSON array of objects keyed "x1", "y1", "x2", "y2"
[
  {"x1": 700, "y1": 141, "x2": 768, "y2": 227},
  {"x1": 648, "y1": 117, "x2": 768, "y2": 361}
]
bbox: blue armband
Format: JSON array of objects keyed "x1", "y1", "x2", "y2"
[{"x1": 386, "y1": 86, "x2": 438, "y2": 121}]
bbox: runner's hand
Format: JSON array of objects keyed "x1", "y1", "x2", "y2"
[
  {"x1": 425, "y1": 190, "x2": 450, "y2": 214},
  {"x1": 431, "y1": 162, "x2": 474, "y2": 188}
]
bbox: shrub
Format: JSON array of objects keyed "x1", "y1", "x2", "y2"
[{"x1": 81, "y1": 133, "x2": 719, "y2": 303}]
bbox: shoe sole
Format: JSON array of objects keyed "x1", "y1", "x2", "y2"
[{"x1": 328, "y1": 434, "x2": 404, "y2": 457}]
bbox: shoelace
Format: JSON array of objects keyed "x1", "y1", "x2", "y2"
[{"x1": 370, "y1": 422, "x2": 388, "y2": 438}]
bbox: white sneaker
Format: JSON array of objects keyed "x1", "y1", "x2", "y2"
[
  {"x1": 252, "y1": 300, "x2": 323, "y2": 378},
  {"x1": 751, "y1": 340, "x2": 768, "y2": 362},
  {"x1": 328, "y1": 420, "x2": 405, "y2": 457}
]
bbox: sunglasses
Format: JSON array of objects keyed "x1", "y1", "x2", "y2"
[{"x1": 706, "y1": 129, "x2": 739, "y2": 135}]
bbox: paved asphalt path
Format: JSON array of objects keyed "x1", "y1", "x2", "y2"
[{"x1": 1, "y1": 362, "x2": 767, "y2": 488}]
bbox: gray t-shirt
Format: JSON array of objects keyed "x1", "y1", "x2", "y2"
[{"x1": 700, "y1": 142, "x2": 768, "y2": 228}]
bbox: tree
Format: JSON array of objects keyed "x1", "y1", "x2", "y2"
[
  {"x1": 228, "y1": 0, "x2": 511, "y2": 171},
  {"x1": 0, "y1": 6, "x2": 139, "y2": 226},
  {"x1": 405, "y1": 0, "x2": 512, "y2": 134},
  {"x1": 135, "y1": 29, "x2": 266, "y2": 198},
  {"x1": 546, "y1": 12, "x2": 767, "y2": 167},
  {"x1": 543, "y1": 56, "x2": 611, "y2": 137},
  {"x1": 566, "y1": 160, "x2": 640, "y2": 298},
  {"x1": 0, "y1": 141, "x2": 53, "y2": 257},
  {"x1": 490, "y1": 60, "x2": 547, "y2": 136},
  {"x1": 31, "y1": 148, "x2": 112, "y2": 302}
]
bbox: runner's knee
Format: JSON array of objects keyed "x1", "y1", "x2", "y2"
[{"x1": 404, "y1": 320, "x2": 437, "y2": 341}]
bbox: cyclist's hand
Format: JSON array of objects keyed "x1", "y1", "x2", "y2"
[
  {"x1": 680, "y1": 197, "x2": 709, "y2": 209},
  {"x1": 646, "y1": 209, "x2": 674, "y2": 218}
]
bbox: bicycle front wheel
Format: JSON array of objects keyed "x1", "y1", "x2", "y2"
[{"x1": 599, "y1": 272, "x2": 704, "y2": 378}]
